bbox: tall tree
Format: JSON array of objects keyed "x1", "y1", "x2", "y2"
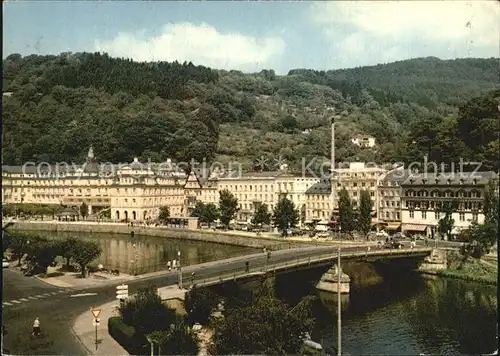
[
  {"x1": 80, "y1": 202, "x2": 88, "y2": 219},
  {"x1": 272, "y1": 197, "x2": 299, "y2": 237},
  {"x1": 190, "y1": 201, "x2": 206, "y2": 220},
  {"x1": 58, "y1": 236, "x2": 78, "y2": 268},
  {"x1": 358, "y1": 190, "x2": 373, "y2": 237},
  {"x1": 437, "y1": 201, "x2": 455, "y2": 241},
  {"x1": 251, "y1": 203, "x2": 271, "y2": 227},
  {"x1": 72, "y1": 240, "x2": 102, "y2": 277},
  {"x1": 483, "y1": 178, "x2": 499, "y2": 227},
  {"x1": 218, "y1": 190, "x2": 239, "y2": 228},
  {"x1": 338, "y1": 188, "x2": 356, "y2": 234},
  {"x1": 203, "y1": 203, "x2": 220, "y2": 228},
  {"x1": 158, "y1": 206, "x2": 170, "y2": 223},
  {"x1": 184, "y1": 286, "x2": 220, "y2": 325},
  {"x1": 210, "y1": 281, "x2": 315, "y2": 355}
]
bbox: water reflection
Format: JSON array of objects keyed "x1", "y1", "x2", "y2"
[
  {"x1": 33, "y1": 231, "x2": 258, "y2": 274},
  {"x1": 243, "y1": 270, "x2": 497, "y2": 355}
]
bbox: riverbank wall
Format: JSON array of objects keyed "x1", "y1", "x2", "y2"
[{"x1": 7, "y1": 221, "x2": 310, "y2": 250}]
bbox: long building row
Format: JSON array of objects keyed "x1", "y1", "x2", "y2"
[{"x1": 2, "y1": 147, "x2": 498, "y2": 238}]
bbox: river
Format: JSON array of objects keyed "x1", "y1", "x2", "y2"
[
  {"x1": 29, "y1": 230, "x2": 258, "y2": 274},
  {"x1": 222, "y1": 269, "x2": 498, "y2": 355}
]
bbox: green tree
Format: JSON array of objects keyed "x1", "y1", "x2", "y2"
[
  {"x1": 158, "y1": 206, "x2": 170, "y2": 223},
  {"x1": 80, "y1": 202, "x2": 88, "y2": 219},
  {"x1": 210, "y1": 281, "x2": 315, "y2": 355},
  {"x1": 119, "y1": 285, "x2": 177, "y2": 336},
  {"x1": 25, "y1": 238, "x2": 59, "y2": 275},
  {"x1": 338, "y1": 188, "x2": 356, "y2": 234},
  {"x1": 218, "y1": 190, "x2": 239, "y2": 228},
  {"x1": 203, "y1": 203, "x2": 219, "y2": 227},
  {"x1": 72, "y1": 240, "x2": 102, "y2": 277},
  {"x1": 272, "y1": 197, "x2": 299, "y2": 237},
  {"x1": 251, "y1": 203, "x2": 271, "y2": 227},
  {"x1": 8, "y1": 232, "x2": 31, "y2": 264},
  {"x1": 192, "y1": 202, "x2": 219, "y2": 227},
  {"x1": 358, "y1": 190, "x2": 373, "y2": 237},
  {"x1": 437, "y1": 202, "x2": 455, "y2": 241},
  {"x1": 458, "y1": 222, "x2": 497, "y2": 259},
  {"x1": 191, "y1": 201, "x2": 206, "y2": 219},
  {"x1": 157, "y1": 317, "x2": 199, "y2": 356},
  {"x1": 184, "y1": 286, "x2": 220, "y2": 325},
  {"x1": 58, "y1": 236, "x2": 78, "y2": 268},
  {"x1": 483, "y1": 178, "x2": 499, "y2": 227}
]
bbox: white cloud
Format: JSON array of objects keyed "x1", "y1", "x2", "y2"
[
  {"x1": 94, "y1": 22, "x2": 285, "y2": 72},
  {"x1": 310, "y1": 1, "x2": 499, "y2": 68}
]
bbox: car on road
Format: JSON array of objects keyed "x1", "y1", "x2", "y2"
[
  {"x1": 383, "y1": 240, "x2": 404, "y2": 249},
  {"x1": 3, "y1": 259, "x2": 10, "y2": 268}
]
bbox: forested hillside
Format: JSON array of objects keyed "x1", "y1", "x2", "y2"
[{"x1": 2, "y1": 52, "x2": 499, "y2": 171}]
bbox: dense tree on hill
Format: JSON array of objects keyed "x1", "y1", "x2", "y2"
[{"x1": 2, "y1": 53, "x2": 498, "y2": 169}]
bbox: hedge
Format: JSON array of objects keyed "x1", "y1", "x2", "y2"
[
  {"x1": 436, "y1": 269, "x2": 498, "y2": 286},
  {"x1": 108, "y1": 317, "x2": 146, "y2": 355}
]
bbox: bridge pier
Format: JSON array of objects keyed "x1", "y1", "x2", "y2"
[
  {"x1": 316, "y1": 265, "x2": 351, "y2": 294},
  {"x1": 419, "y1": 249, "x2": 447, "y2": 272}
]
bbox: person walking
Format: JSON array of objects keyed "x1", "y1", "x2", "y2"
[{"x1": 32, "y1": 317, "x2": 41, "y2": 337}]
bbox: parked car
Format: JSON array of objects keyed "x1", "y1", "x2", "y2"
[
  {"x1": 384, "y1": 240, "x2": 404, "y2": 249},
  {"x1": 317, "y1": 232, "x2": 330, "y2": 238},
  {"x1": 392, "y1": 232, "x2": 407, "y2": 240}
]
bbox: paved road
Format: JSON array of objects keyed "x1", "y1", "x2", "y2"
[
  {"x1": 1, "y1": 244, "x2": 424, "y2": 355},
  {"x1": 3, "y1": 268, "x2": 63, "y2": 301}
]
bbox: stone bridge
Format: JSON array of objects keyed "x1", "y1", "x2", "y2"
[{"x1": 190, "y1": 247, "x2": 434, "y2": 289}]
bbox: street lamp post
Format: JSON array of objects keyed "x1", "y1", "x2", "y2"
[
  {"x1": 331, "y1": 113, "x2": 342, "y2": 356},
  {"x1": 178, "y1": 251, "x2": 182, "y2": 289}
]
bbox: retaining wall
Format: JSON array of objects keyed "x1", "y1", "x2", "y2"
[{"x1": 8, "y1": 221, "x2": 302, "y2": 250}]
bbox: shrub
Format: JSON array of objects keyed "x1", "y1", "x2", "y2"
[
  {"x1": 118, "y1": 285, "x2": 177, "y2": 335},
  {"x1": 184, "y1": 286, "x2": 220, "y2": 325},
  {"x1": 108, "y1": 317, "x2": 144, "y2": 355}
]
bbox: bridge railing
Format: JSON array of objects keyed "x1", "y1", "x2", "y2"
[{"x1": 188, "y1": 247, "x2": 432, "y2": 288}]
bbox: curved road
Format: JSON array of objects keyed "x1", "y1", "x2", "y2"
[
  {"x1": 2, "y1": 241, "x2": 443, "y2": 355},
  {"x1": 2, "y1": 245, "x2": 343, "y2": 355}
]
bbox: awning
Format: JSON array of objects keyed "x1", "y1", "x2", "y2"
[
  {"x1": 386, "y1": 223, "x2": 401, "y2": 230},
  {"x1": 403, "y1": 224, "x2": 427, "y2": 232}
]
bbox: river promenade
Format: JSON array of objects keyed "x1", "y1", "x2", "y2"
[{"x1": 6, "y1": 219, "x2": 375, "y2": 250}]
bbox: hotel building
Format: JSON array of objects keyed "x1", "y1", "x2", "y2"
[{"x1": 400, "y1": 171, "x2": 498, "y2": 238}]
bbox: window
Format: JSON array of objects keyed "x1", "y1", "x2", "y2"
[
  {"x1": 396, "y1": 212, "x2": 400, "y2": 220},
  {"x1": 370, "y1": 191, "x2": 374, "y2": 197},
  {"x1": 472, "y1": 213, "x2": 478, "y2": 222},
  {"x1": 434, "y1": 212, "x2": 439, "y2": 220},
  {"x1": 459, "y1": 213, "x2": 465, "y2": 221},
  {"x1": 422, "y1": 211, "x2": 427, "y2": 219},
  {"x1": 409, "y1": 210, "x2": 414, "y2": 219}
]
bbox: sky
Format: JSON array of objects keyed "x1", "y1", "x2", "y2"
[{"x1": 3, "y1": 1, "x2": 499, "y2": 74}]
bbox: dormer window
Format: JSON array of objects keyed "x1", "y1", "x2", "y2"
[
  {"x1": 459, "y1": 179, "x2": 464, "y2": 185},
  {"x1": 409, "y1": 179, "x2": 414, "y2": 185},
  {"x1": 472, "y1": 179, "x2": 477, "y2": 185},
  {"x1": 447, "y1": 179, "x2": 451, "y2": 185},
  {"x1": 435, "y1": 178, "x2": 439, "y2": 184},
  {"x1": 422, "y1": 179, "x2": 426, "y2": 185}
]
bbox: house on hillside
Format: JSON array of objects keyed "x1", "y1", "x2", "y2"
[{"x1": 351, "y1": 135, "x2": 376, "y2": 148}]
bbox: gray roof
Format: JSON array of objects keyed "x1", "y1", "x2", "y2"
[
  {"x1": 402, "y1": 171, "x2": 498, "y2": 186},
  {"x1": 220, "y1": 170, "x2": 294, "y2": 179},
  {"x1": 305, "y1": 179, "x2": 332, "y2": 195}
]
